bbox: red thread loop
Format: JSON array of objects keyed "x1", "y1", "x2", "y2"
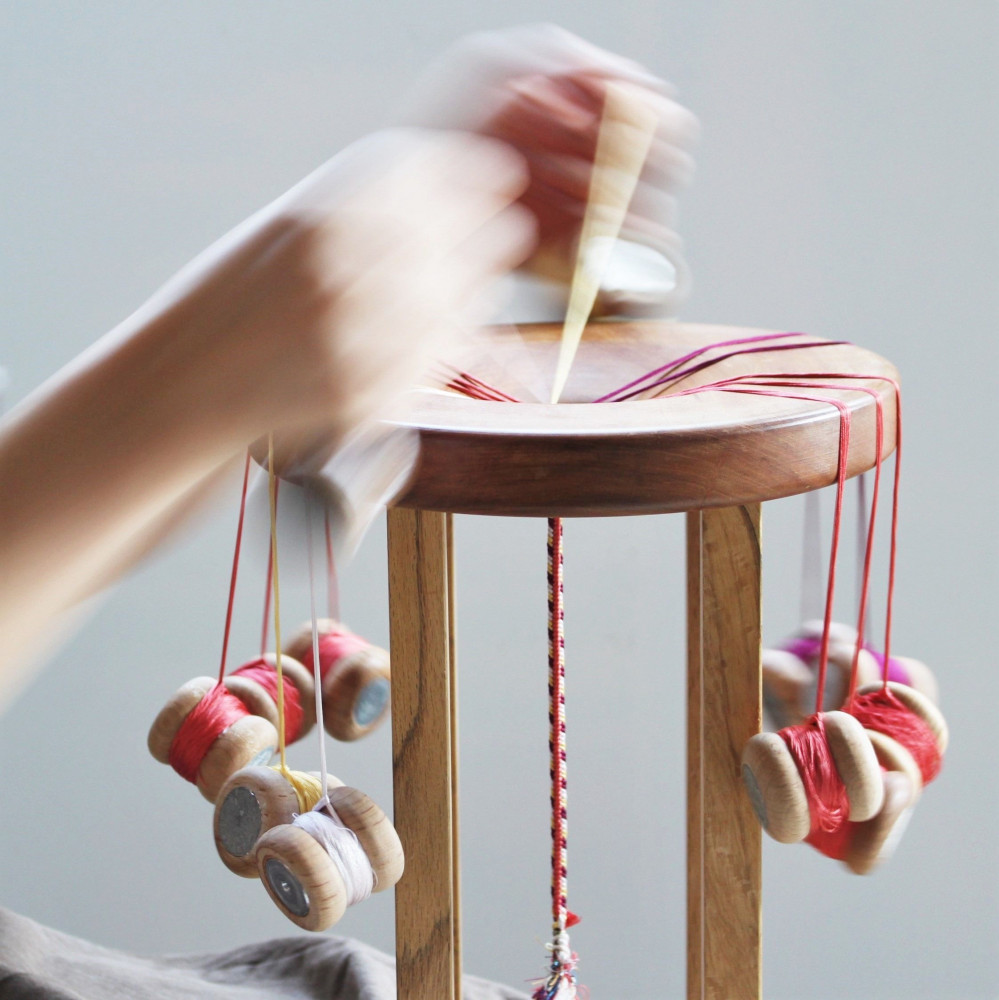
[
  {"x1": 848, "y1": 689, "x2": 942, "y2": 784},
  {"x1": 231, "y1": 658, "x2": 304, "y2": 743},
  {"x1": 168, "y1": 683, "x2": 249, "y2": 784}
]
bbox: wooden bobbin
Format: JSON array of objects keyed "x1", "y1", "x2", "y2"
[
  {"x1": 822, "y1": 710, "x2": 884, "y2": 822},
  {"x1": 224, "y1": 653, "x2": 317, "y2": 740},
  {"x1": 865, "y1": 728, "x2": 924, "y2": 800},
  {"x1": 761, "y1": 648, "x2": 814, "y2": 730},
  {"x1": 827, "y1": 642, "x2": 881, "y2": 691},
  {"x1": 285, "y1": 619, "x2": 392, "y2": 742},
  {"x1": 856, "y1": 680, "x2": 949, "y2": 754},
  {"x1": 213, "y1": 766, "x2": 344, "y2": 877},
  {"x1": 886, "y1": 656, "x2": 940, "y2": 705},
  {"x1": 254, "y1": 785, "x2": 404, "y2": 932},
  {"x1": 762, "y1": 623, "x2": 881, "y2": 729},
  {"x1": 741, "y1": 710, "x2": 883, "y2": 842},
  {"x1": 147, "y1": 676, "x2": 278, "y2": 803},
  {"x1": 326, "y1": 784, "x2": 405, "y2": 892},
  {"x1": 255, "y1": 822, "x2": 347, "y2": 931},
  {"x1": 844, "y1": 769, "x2": 917, "y2": 875},
  {"x1": 741, "y1": 732, "x2": 811, "y2": 843},
  {"x1": 797, "y1": 623, "x2": 940, "y2": 707}
]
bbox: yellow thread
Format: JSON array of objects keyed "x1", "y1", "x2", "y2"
[
  {"x1": 272, "y1": 767, "x2": 324, "y2": 814},
  {"x1": 267, "y1": 434, "x2": 288, "y2": 775}
]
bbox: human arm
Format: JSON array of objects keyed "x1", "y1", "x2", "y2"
[{"x1": 0, "y1": 129, "x2": 533, "y2": 705}]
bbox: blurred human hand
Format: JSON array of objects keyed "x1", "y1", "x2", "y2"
[
  {"x1": 0, "y1": 128, "x2": 534, "y2": 674},
  {"x1": 399, "y1": 24, "x2": 698, "y2": 299},
  {"x1": 159, "y1": 128, "x2": 534, "y2": 452}
]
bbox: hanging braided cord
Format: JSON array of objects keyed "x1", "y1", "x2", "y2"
[
  {"x1": 532, "y1": 516, "x2": 579, "y2": 1000},
  {"x1": 548, "y1": 517, "x2": 567, "y2": 936}
]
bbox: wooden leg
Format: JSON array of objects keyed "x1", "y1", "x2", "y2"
[
  {"x1": 387, "y1": 508, "x2": 461, "y2": 1000},
  {"x1": 686, "y1": 505, "x2": 763, "y2": 1000}
]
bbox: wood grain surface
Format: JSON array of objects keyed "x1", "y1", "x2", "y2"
[
  {"x1": 687, "y1": 506, "x2": 762, "y2": 1000},
  {"x1": 395, "y1": 321, "x2": 898, "y2": 516},
  {"x1": 387, "y1": 508, "x2": 459, "y2": 1000}
]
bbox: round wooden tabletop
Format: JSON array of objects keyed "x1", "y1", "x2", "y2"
[{"x1": 393, "y1": 321, "x2": 898, "y2": 517}]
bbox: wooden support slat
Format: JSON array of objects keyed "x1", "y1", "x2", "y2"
[
  {"x1": 388, "y1": 507, "x2": 460, "y2": 1000},
  {"x1": 686, "y1": 505, "x2": 763, "y2": 1000},
  {"x1": 447, "y1": 513, "x2": 462, "y2": 1000}
]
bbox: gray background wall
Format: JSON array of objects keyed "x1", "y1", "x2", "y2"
[{"x1": 1, "y1": 3, "x2": 995, "y2": 998}]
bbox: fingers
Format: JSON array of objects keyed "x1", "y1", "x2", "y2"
[{"x1": 265, "y1": 129, "x2": 536, "y2": 439}]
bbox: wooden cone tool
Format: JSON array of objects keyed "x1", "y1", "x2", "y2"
[{"x1": 549, "y1": 82, "x2": 659, "y2": 404}]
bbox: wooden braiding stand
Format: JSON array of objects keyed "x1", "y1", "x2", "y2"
[{"x1": 384, "y1": 319, "x2": 898, "y2": 1000}]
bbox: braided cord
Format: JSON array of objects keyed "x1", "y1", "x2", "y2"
[
  {"x1": 533, "y1": 517, "x2": 578, "y2": 999},
  {"x1": 547, "y1": 516, "x2": 567, "y2": 934}
]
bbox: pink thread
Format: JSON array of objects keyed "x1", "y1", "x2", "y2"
[
  {"x1": 593, "y1": 330, "x2": 808, "y2": 402},
  {"x1": 783, "y1": 635, "x2": 911, "y2": 686},
  {"x1": 598, "y1": 339, "x2": 846, "y2": 401}
]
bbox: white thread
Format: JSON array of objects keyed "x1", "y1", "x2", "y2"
[
  {"x1": 294, "y1": 804, "x2": 375, "y2": 907},
  {"x1": 551, "y1": 930, "x2": 572, "y2": 964}
]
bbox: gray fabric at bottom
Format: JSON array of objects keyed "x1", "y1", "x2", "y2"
[{"x1": 0, "y1": 908, "x2": 529, "y2": 1000}]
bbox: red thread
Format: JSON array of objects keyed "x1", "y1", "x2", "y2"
[
  {"x1": 300, "y1": 626, "x2": 369, "y2": 679},
  {"x1": 676, "y1": 371, "x2": 902, "y2": 710},
  {"x1": 168, "y1": 683, "x2": 250, "y2": 784},
  {"x1": 720, "y1": 372, "x2": 902, "y2": 690},
  {"x1": 677, "y1": 382, "x2": 853, "y2": 708},
  {"x1": 231, "y1": 658, "x2": 304, "y2": 743},
  {"x1": 441, "y1": 365, "x2": 521, "y2": 402},
  {"x1": 779, "y1": 716, "x2": 852, "y2": 860},
  {"x1": 848, "y1": 688, "x2": 942, "y2": 784},
  {"x1": 594, "y1": 331, "x2": 810, "y2": 401}
]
